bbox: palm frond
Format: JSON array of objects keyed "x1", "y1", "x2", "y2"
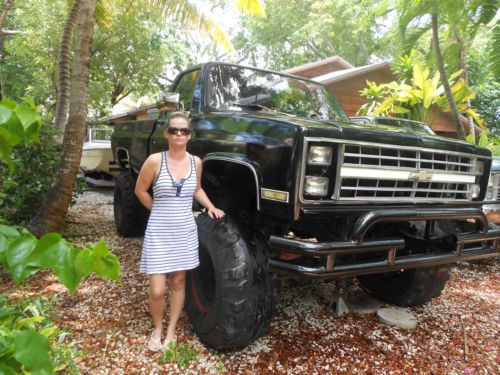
[
  {"x1": 233, "y1": 0, "x2": 266, "y2": 18},
  {"x1": 149, "y1": 0, "x2": 234, "y2": 51},
  {"x1": 95, "y1": 0, "x2": 112, "y2": 28},
  {"x1": 476, "y1": 0, "x2": 498, "y2": 25},
  {"x1": 401, "y1": 26, "x2": 431, "y2": 55},
  {"x1": 490, "y1": 21, "x2": 500, "y2": 78}
]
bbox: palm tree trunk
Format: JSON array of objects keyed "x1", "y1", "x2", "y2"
[
  {"x1": 454, "y1": 29, "x2": 475, "y2": 143},
  {"x1": 431, "y1": 13, "x2": 465, "y2": 139},
  {"x1": 53, "y1": 0, "x2": 82, "y2": 132},
  {"x1": 0, "y1": 0, "x2": 14, "y2": 101},
  {"x1": 28, "y1": 0, "x2": 97, "y2": 237}
]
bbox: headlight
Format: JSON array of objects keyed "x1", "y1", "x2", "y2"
[
  {"x1": 304, "y1": 176, "x2": 329, "y2": 197},
  {"x1": 471, "y1": 184, "x2": 480, "y2": 199},
  {"x1": 308, "y1": 146, "x2": 333, "y2": 166}
]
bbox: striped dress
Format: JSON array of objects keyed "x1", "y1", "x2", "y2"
[{"x1": 139, "y1": 152, "x2": 199, "y2": 274}]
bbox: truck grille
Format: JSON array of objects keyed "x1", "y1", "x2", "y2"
[
  {"x1": 338, "y1": 143, "x2": 480, "y2": 201},
  {"x1": 486, "y1": 173, "x2": 500, "y2": 201}
]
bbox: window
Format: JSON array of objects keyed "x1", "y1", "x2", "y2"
[{"x1": 173, "y1": 69, "x2": 201, "y2": 112}]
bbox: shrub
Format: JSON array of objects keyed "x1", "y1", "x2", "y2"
[{"x1": 0, "y1": 124, "x2": 62, "y2": 226}]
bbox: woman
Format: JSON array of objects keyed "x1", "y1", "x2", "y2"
[{"x1": 135, "y1": 112, "x2": 225, "y2": 352}]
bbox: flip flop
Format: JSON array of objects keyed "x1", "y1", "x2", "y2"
[
  {"x1": 147, "y1": 332, "x2": 162, "y2": 352},
  {"x1": 162, "y1": 335, "x2": 177, "y2": 351}
]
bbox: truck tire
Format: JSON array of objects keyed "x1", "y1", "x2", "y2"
[
  {"x1": 113, "y1": 172, "x2": 149, "y2": 237},
  {"x1": 358, "y1": 265, "x2": 451, "y2": 307},
  {"x1": 185, "y1": 213, "x2": 276, "y2": 350}
]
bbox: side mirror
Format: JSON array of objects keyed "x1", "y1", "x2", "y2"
[{"x1": 156, "y1": 92, "x2": 182, "y2": 110}]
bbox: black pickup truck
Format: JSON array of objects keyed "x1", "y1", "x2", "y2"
[{"x1": 111, "y1": 62, "x2": 500, "y2": 349}]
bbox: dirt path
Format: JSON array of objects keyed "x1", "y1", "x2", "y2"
[{"x1": 2, "y1": 189, "x2": 499, "y2": 374}]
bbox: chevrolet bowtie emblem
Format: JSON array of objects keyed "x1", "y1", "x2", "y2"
[{"x1": 409, "y1": 170, "x2": 433, "y2": 182}]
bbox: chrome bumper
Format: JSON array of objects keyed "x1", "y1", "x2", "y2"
[{"x1": 268, "y1": 207, "x2": 500, "y2": 279}]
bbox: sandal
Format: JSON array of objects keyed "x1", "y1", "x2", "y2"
[
  {"x1": 162, "y1": 335, "x2": 177, "y2": 351},
  {"x1": 147, "y1": 332, "x2": 162, "y2": 352}
]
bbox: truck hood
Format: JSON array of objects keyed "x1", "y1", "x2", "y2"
[{"x1": 224, "y1": 111, "x2": 491, "y2": 157}]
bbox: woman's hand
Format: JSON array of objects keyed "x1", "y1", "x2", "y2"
[{"x1": 207, "y1": 207, "x2": 225, "y2": 219}]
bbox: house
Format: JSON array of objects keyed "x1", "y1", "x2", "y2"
[{"x1": 286, "y1": 56, "x2": 465, "y2": 138}]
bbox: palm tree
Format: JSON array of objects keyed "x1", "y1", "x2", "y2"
[
  {"x1": 53, "y1": 0, "x2": 82, "y2": 132},
  {"x1": 397, "y1": 0, "x2": 497, "y2": 140},
  {"x1": 29, "y1": 0, "x2": 97, "y2": 236},
  {"x1": 398, "y1": 0, "x2": 465, "y2": 138},
  {"x1": 28, "y1": 0, "x2": 266, "y2": 236}
]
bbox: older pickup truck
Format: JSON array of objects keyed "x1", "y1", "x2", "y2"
[{"x1": 111, "y1": 62, "x2": 500, "y2": 349}]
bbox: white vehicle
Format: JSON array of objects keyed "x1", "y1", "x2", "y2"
[{"x1": 80, "y1": 127, "x2": 119, "y2": 186}]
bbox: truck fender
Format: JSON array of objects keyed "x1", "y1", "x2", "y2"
[{"x1": 202, "y1": 153, "x2": 263, "y2": 212}]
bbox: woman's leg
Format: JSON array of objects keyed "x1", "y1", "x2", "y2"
[
  {"x1": 149, "y1": 274, "x2": 167, "y2": 341},
  {"x1": 165, "y1": 270, "x2": 186, "y2": 341}
]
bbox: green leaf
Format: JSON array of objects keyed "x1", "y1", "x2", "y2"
[
  {"x1": 13, "y1": 331, "x2": 54, "y2": 374},
  {"x1": 413, "y1": 63, "x2": 425, "y2": 89},
  {"x1": 52, "y1": 248, "x2": 80, "y2": 294},
  {"x1": 422, "y1": 79, "x2": 434, "y2": 109},
  {"x1": 0, "y1": 234, "x2": 7, "y2": 266},
  {"x1": 20, "y1": 97, "x2": 36, "y2": 107},
  {"x1": 449, "y1": 69, "x2": 463, "y2": 82},
  {"x1": 5, "y1": 234, "x2": 39, "y2": 284},
  {"x1": 25, "y1": 233, "x2": 68, "y2": 269},
  {"x1": 74, "y1": 248, "x2": 95, "y2": 279},
  {"x1": 92, "y1": 239, "x2": 111, "y2": 257},
  {"x1": 0, "y1": 363, "x2": 17, "y2": 375},
  {"x1": 94, "y1": 253, "x2": 120, "y2": 281},
  {"x1": 392, "y1": 106, "x2": 410, "y2": 114},
  {"x1": 0, "y1": 225, "x2": 20, "y2": 238},
  {"x1": 14, "y1": 106, "x2": 41, "y2": 132},
  {"x1": 478, "y1": 131, "x2": 489, "y2": 148},
  {"x1": 16, "y1": 316, "x2": 46, "y2": 329},
  {"x1": 0, "y1": 110, "x2": 24, "y2": 146}
]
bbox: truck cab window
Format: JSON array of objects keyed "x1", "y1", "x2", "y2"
[{"x1": 173, "y1": 69, "x2": 201, "y2": 112}]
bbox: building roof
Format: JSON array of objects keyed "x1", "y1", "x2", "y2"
[
  {"x1": 313, "y1": 61, "x2": 392, "y2": 84},
  {"x1": 284, "y1": 56, "x2": 354, "y2": 78}
]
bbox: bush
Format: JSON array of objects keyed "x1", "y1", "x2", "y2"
[
  {"x1": 0, "y1": 124, "x2": 62, "y2": 225},
  {"x1": 0, "y1": 293, "x2": 82, "y2": 374}
]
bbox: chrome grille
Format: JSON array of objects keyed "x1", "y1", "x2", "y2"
[
  {"x1": 343, "y1": 144, "x2": 474, "y2": 172},
  {"x1": 338, "y1": 143, "x2": 480, "y2": 202},
  {"x1": 486, "y1": 173, "x2": 500, "y2": 201}
]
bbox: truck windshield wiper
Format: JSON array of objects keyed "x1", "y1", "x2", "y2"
[{"x1": 231, "y1": 103, "x2": 295, "y2": 116}]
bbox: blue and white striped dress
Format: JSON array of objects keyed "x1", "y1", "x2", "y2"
[{"x1": 139, "y1": 152, "x2": 199, "y2": 274}]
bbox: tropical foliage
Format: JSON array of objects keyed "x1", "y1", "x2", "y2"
[
  {"x1": 0, "y1": 294, "x2": 81, "y2": 375},
  {"x1": 359, "y1": 60, "x2": 483, "y2": 127}
]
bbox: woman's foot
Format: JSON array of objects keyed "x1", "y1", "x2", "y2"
[
  {"x1": 147, "y1": 330, "x2": 162, "y2": 352},
  {"x1": 162, "y1": 335, "x2": 177, "y2": 351}
]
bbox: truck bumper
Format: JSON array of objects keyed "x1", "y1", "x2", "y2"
[
  {"x1": 268, "y1": 207, "x2": 500, "y2": 279},
  {"x1": 483, "y1": 203, "x2": 500, "y2": 224}
]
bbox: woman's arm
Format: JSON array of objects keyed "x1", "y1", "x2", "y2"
[
  {"x1": 135, "y1": 154, "x2": 160, "y2": 211},
  {"x1": 193, "y1": 156, "x2": 225, "y2": 219}
]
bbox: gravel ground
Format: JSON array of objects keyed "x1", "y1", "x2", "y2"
[{"x1": 2, "y1": 189, "x2": 499, "y2": 374}]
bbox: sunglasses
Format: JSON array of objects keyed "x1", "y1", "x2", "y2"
[{"x1": 166, "y1": 126, "x2": 191, "y2": 135}]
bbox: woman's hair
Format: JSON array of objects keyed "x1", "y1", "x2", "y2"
[{"x1": 167, "y1": 112, "x2": 190, "y2": 127}]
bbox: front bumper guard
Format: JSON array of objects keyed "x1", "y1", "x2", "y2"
[{"x1": 268, "y1": 208, "x2": 500, "y2": 279}]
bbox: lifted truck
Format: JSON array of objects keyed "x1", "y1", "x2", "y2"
[{"x1": 111, "y1": 62, "x2": 500, "y2": 349}]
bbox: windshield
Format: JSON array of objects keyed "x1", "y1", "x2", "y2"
[
  {"x1": 88, "y1": 128, "x2": 113, "y2": 142},
  {"x1": 207, "y1": 64, "x2": 348, "y2": 122}
]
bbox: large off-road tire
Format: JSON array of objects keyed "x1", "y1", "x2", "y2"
[
  {"x1": 185, "y1": 213, "x2": 276, "y2": 350},
  {"x1": 358, "y1": 265, "x2": 451, "y2": 307},
  {"x1": 113, "y1": 172, "x2": 149, "y2": 237}
]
